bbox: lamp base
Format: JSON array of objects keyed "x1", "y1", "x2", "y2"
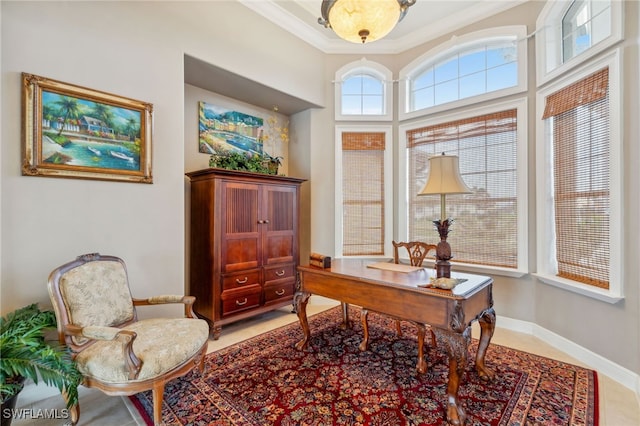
[
  {"x1": 435, "y1": 259, "x2": 451, "y2": 278},
  {"x1": 434, "y1": 219, "x2": 454, "y2": 279}
]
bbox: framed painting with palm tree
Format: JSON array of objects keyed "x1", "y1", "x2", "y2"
[{"x1": 22, "y1": 73, "x2": 153, "y2": 183}]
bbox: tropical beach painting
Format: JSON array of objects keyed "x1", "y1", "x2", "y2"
[
  {"x1": 22, "y1": 73, "x2": 153, "y2": 183},
  {"x1": 198, "y1": 101, "x2": 263, "y2": 156}
]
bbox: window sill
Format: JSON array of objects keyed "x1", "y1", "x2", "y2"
[
  {"x1": 532, "y1": 273, "x2": 623, "y2": 304},
  {"x1": 424, "y1": 261, "x2": 528, "y2": 278}
]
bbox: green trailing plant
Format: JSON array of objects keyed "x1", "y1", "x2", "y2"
[
  {"x1": 0, "y1": 304, "x2": 82, "y2": 408},
  {"x1": 209, "y1": 151, "x2": 281, "y2": 175}
]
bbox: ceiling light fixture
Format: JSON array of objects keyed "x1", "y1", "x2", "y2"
[{"x1": 318, "y1": 0, "x2": 417, "y2": 44}]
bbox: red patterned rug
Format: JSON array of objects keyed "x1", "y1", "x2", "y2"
[{"x1": 130, "y1": 306, "x2": 598, "y2": 425}]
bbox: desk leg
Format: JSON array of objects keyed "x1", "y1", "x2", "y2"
[
  {"x1": 475, "y1": 307, "x2": 496, "y2": 381},
  {"x1": 294, "y1": 291, "x2": 311, "y2": 350},
  {"x1": 433, "y1": 326, "x2": 470, "y2": 426},
  {"x1": 359, "y1": 308, "x2": 370, "y2": 352}
]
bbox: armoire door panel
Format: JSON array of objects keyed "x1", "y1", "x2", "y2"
[
  {"x1": 223, "y1": 238, "x2": 259, "y2": 272},
  {"x1": 264, "y1": 235, "x2": 294, "y2": 264}
]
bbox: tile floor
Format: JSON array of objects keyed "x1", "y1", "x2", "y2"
[{"x1": 11, "y1": 298, "x2": 640, "y2": 425}]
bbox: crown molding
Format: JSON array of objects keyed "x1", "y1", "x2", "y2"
[{"x1": 239, "y1": 0, "x2": 529, "y2": 55}]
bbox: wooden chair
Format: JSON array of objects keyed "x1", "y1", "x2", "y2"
[
  {"x1": 47, "y1": 253, "x2": 209, "y2": 425},
  {"x1": 360, "y1": 241, "x2": 437, "y2": 373}
]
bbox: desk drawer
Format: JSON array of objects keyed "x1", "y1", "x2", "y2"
[
  {"x1": 222, "y1": 270, "x2": 260, "y2": 291},
  {"x1": 220, "y1": 285, "x2": 261, "y2": 317}
]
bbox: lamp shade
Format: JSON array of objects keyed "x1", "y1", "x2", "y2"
[
  {"x1": 418, "y1": 153, "x2": 472, "y2": 196},
  {"x1": 319, "y1": 0, "x2": 416, "y2": 44}
]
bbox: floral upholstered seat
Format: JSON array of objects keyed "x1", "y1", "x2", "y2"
[{"x1": 47, "y1": 253, "x2": 209, "y2": 425}]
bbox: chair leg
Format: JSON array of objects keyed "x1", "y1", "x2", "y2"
[
  {"x1": 196, "y1": 345, "x2": 206, "y2": 374},
  {"x1": 416, "y1": 324, "x2": 427, "y2": 374},
  {"x1": 359, "y1": 309, "x2": 370, "y2": 352},
  {"x1": 69, "y1": 403, "x2": 79, "y2": 425},
  {"x1": 340, "y1": 302, "x2": 350, "y2": 329},
  {"x1": 395, "y1": 319, "x2": 403, "y2": 337},
  {"x1": 62, "y1": 390, "x2": 79, "y2": 425},
  {"x1": 152, "y1": 381, "x2": 166, "y2": 425}
]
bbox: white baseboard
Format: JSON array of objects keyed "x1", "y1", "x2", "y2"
[{"x1": 497, "y1": 314, "x2": 640, "y2": 399}]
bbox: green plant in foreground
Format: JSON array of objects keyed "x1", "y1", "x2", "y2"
[{"x1": 0, "y1": 304, "x2": 82, "y2": 408}]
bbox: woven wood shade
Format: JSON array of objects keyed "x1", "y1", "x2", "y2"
[
  {"x1": 406, "y1": 109, "x2": 518, "y2": 268},
  {"x1": 544, "y1": 67, "x2": 610, "y2": 289},
  {"x1": 342, "y1": 132, "x2": 386, "y2": 256}
]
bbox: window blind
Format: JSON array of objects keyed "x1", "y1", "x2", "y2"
[
  {"x1": 543, "y1": 67, "x2": 610, "y2": 289},
  {"x1": 342, "y1": 132, "x2": 386, "y2": 256},
  {"x1": 406, "y1": 109, "x2": 518, "y2": 268}
]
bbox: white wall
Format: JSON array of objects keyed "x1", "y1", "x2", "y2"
[{"x1": 0, "y1": 1, "x2": 324, "y2": 317}]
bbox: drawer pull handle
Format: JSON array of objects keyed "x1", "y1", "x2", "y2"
[
  {"x1": 275, "y1": 270, "x2": 285, "y2": 277},
  {"x1": 236, "y1": 277, "x2": 248, "y2": 284},
  {"x1": 236, "y1": 298, "x2": 248, "y2": 306},
  {"x1": 275, "y1": 289, "x2": 285, "y2": 296}
]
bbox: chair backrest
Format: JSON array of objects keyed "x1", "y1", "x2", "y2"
[
  {"x1": 392, "y1": 241, "x2": 437, "y2": 267},
  {"x1": 47, "y1": 253, "x2": 136, "y2": 350}
]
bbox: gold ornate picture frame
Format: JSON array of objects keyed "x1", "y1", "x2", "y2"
[{"x1": 22, "y1": 73, "x2": 153, "y2": 183}]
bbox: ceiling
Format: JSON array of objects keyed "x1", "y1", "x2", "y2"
[
  {"x1": 186, "y1": 0, "x2": 529, "y2": 115},
  {"x1": 241, "y1": 0, "x2": 528, "y2": 54}
]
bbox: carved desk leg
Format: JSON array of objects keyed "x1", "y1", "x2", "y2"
[
  {"x1": 432, "y1": 326, "x2": 471, "y2": 426},
  {"x1": 475, "y1": 307, "x2": 496, "y2": 381},
  {"x1": 359, "y1": 308, "x2": 370, "y2": 352},
  {"x1": 294, "y1": 291, "x2": 311, "y2": 350}
]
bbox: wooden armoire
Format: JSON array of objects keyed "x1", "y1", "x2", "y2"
[{"x1": 186, "y1": 168, "x2": 305, "y2": 339}]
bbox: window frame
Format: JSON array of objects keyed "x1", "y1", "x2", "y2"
[
  {"x1": 535, "y1": 48, "x2": 623, "y2": 303},
  {"x1": 335, "y1": 60, "x2": 393, "y2": 121},
  {"x1": 334, "y1": 125, "x2": 394, "y2": 258},
  {"x1": 398, "y1": 98, "x2": 529, "y2": 277},
  {"x1": 398, "y1": 26, "x2": 528, "y2": 121},
  {"x1": 535, "y1": 0, "x2": 623, "y2": 86}
]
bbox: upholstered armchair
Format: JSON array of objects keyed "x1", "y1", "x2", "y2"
[{"x1": 47, "y1": 253, "x2": 209, "y2": 425}]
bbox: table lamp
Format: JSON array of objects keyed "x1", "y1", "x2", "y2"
[{"x1": 418, "y1": 153, "x2": 472, "y2": 278}]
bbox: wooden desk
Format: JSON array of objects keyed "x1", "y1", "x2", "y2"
[{"x1": 295, "y1": 259, "x2": 496, "y2": 426}]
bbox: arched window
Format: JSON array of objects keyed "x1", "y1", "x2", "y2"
[
  {"x1": 399, "y1": 26, "x2": 527, "y2": 120},
  {"x1": 535, "y1": 0, "x2": 622, "y2": 85},
  {"x1": 335, "y1": 59, "x2": 393, "y2": 121},
  {"x1": 342, "y1": 74, "x2": 384, "y2": 115}
]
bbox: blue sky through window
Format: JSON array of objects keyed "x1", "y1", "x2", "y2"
[
  {"x1": 342, "y1": 74, "x2": 384, "y2": 115},
  {"x1": 410, "y1": 40, "x2": 518, "y2": 112}
]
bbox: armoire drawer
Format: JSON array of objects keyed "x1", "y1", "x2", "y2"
[
  {"x1": 222, "y1": 270, "x2": 261, "y2": 291},
  {"x1": 220, "y1": 285, "x2": 261, "y2": 316},
  {"x1": 263, "y1": 281, "x2": 295, "y2": 304},
  {"x1": 264, "y1": 264, "x2": 295, "y2": 284}
]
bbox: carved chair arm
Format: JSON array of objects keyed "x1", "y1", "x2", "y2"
[
  {"x1": 132, "y1": 295, "x2": 198, "y2": 318},
  {"x1": 64, "y1": 325, "x2": 142, "y2": 380}
]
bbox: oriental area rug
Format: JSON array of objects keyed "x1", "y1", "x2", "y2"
[{"x1": 130, "y1": 306, "x2": 598, "y2": 425}]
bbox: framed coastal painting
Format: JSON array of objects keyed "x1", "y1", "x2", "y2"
[
  {"x1": 198, "y1": 101, "x2": 263, "y2": 156},
  {"x1": 22, "y1": 73, "x2": 153, "y2": 183}
]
